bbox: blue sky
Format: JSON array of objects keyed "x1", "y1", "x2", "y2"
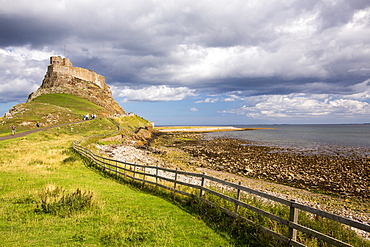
[{"x1": 1, "y1": 0, "x2": 370, "y2": 125}]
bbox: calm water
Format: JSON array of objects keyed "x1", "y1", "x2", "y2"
[{"x1": 206, "y1": 124, "x2": 370, "y2": 157}]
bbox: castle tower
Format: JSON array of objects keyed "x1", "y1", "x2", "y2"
[{"x1": 50, "y1": 56, "x2": 72, "y2": 66}]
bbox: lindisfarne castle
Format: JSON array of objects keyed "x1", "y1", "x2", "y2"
[
  {"x1": 48, "y1": 56, "x2": 107, "y2": 90},
  {"x1": 27, "y1": 56, "x2": 125, "y2": 115}
]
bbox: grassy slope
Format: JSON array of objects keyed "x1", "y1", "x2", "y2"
[
  {"x1": 0, "y1": 96, "x2": 233, "y2": 246},
  {"x1": 0, "y1": 93, "x2": 110, "y2": 135}
]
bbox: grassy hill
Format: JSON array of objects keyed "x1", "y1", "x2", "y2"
[
  {"x1": 0, "y1": 94, "x2": 237, "y2": 246},
  {"x1": 0, "y1": 93, "x2": 111, "y2": 136}
]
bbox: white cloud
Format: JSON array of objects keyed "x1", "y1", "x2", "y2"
[
  {"x1": 1, "y1": 45, "x2": 53, "y2": 61},
  {"x1": 223, "y1": 92, "x2": 244, "y2": 101},
  {"x1": 118, "y1": 85, "x2": 197, "y2": 102},
  {"x1": 221, "y1": 92, "x2": 370, "y2": 119},
  {"x1": 0, "y1": 77, "x2": 39, "y2": 102},
  {"x1": 190, "y1": 107, "x2": 198, "y2": 112},
  {"x1": 0, "y1": 47, "x2": 49, "y2": 102},
  {"x1": 343, "y1": 79, "x2": 370, "y2": 100},
  {"x1": 195, "y1": 92, "x2": 243, "y2": 103},
  {"x1": 223, "y1": 97, "x2": 236, "y2": 102},
  {"x1": 195, "y1": 98, "x2": 219, "y2": 103},
  {"x1": 165, "y1": 44, "x2": 330, "y2": 83}
]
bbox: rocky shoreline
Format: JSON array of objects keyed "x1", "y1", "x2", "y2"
[
  {"x1": 97, "y1": 131, "x2": 370, "y2": 239},
  {"x1": 168, "y1": 133, "x2": 370, "y2": 199}
]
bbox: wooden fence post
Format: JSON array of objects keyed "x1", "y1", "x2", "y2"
[
  {"x1": 173, "y1": 168, "x2": 178, "y2": 192},
  {"x1": 116, "y1": 160, "x2": 118, "y2": 173},
  {"x1": 124, "y1": 163, "x2": 126, "y2": 177},
  {"x1": 143, "y1": 166, "x2": 146, "y2": 186},
  {"x1": 199, "y1": 172, "x2": 206, "y2": 198},
  {"x1": 289, "y1": 199, "x2": 298, "y2": 243},
  {"x1": 156, "y1": 164, "x2": 159, "y2": 186},
  {"x1": 235, "y1": 181, "x2": 242, "y2": 214}
]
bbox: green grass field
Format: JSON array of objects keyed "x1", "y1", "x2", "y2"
[{"x1": 0, "y1": 119, "x2": 234, "y2": 246}]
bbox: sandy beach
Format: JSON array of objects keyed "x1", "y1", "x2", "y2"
[{"x1": 155, "y1": 126, "x2": 272, "y2": 132}]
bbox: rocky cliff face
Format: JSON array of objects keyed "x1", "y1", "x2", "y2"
[{"x1": 27, "y1": 56, "x2": 125, "y2": 115}]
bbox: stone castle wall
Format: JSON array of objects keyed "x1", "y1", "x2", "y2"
[{"x1": 48, "y1": 56, "x2": 107, "y2": 90}]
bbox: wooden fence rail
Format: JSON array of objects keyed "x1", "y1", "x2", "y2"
[{"x1": 73, "y1": 142, "x2": 369, "y2": 247}]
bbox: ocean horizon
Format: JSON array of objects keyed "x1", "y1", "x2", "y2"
[{"x1": 202, "y1": 124, "x2": 370, "y2": 157}]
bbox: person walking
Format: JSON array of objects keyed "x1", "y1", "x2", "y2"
[{"x1": 11, "y1": 125, "x2": 16, "y2": 135}]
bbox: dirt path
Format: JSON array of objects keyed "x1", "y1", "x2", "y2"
[{"x1": 0, "y1": 120, "x2": 88, "y2": 141}]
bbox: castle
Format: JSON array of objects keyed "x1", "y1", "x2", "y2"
[
  {"x1": 27, "y1": 56, "x2": 125, "y2": 114},
  {"x1": 48, "y1": 56, "x2": 107, "y2": 90}
]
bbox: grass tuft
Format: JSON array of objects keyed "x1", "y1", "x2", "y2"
[
  {"x1": 27, "y1": 159, "x2": 45, "y2": 166},
  {"x1": 62, "y1": 156, "x2": 78, "y2": 164},
  {"x1": 37, "y1": 184, "x2": 97, "y2": 217}
]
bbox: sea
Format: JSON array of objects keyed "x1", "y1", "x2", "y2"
[{"x1": 205, "y1": 124, "x2": 370, "y2": 157}]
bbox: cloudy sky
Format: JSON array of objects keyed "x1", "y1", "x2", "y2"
[{"x1": 1, "y1": 0, "x2": 370, "y2": 125}]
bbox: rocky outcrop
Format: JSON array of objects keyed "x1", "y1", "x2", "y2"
[{"x1": 27, "y1": 56, "x2": 125, "y2": 115}]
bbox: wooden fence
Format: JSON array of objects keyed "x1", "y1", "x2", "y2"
[{"x1": 73, "y1": 142, "x2": 370, "y2": 247}]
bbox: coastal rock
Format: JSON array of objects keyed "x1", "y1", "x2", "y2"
[
  {"x1": 4, "y1": 112, "x2": 12, "y2": 119},
  {"x1": 169, "y1": 135, "x2": 370, "y2": 198}
]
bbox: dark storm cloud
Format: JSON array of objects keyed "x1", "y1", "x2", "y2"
[
  {"x1": 0, "y1": 0, "x2": 370, "y2": 110},
  {"x1": 0, "y1": 15, "x2": 70, "y2": 48}
]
